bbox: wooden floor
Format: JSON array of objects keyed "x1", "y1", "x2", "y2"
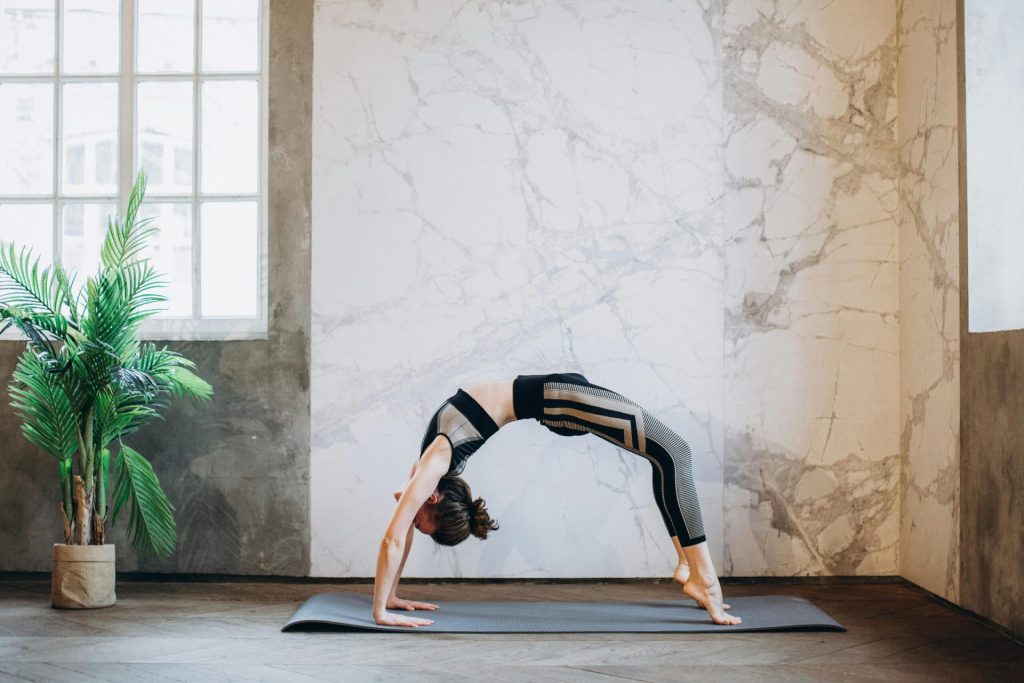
[{"x1": 1, "y1": 579, "x2": 1021, "y2": 682}]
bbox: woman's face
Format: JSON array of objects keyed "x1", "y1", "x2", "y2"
[{"x1": 393, "y1": 490, "x2": 439, "y2": 536}]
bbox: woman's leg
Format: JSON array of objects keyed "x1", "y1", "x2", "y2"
[
  {"x1": 644, "y1": 417, "x2": 737, "y2": 623},
  {"x1": 538, "y1": 376, "x2": 738, "y2": 623},
  {"x1": 671, "y1": 536, "x2": 690, "y2": 584}
]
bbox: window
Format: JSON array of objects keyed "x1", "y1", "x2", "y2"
[
  {"x1": 965, "y1": 0, "x2": 1024, "y2": 332},
  {"x1": 0, "y1": 0, "x2": 268, "y2": 339}
]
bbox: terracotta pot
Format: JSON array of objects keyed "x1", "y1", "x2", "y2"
[{"x1": 51, "y1": 543, "x2": 116, "y2": 609}]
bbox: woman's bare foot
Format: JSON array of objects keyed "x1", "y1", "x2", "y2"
[
  {"x1": 673, "y1": 563, "x2": 730, "y2": 610},
  {"x1": 683, "y1": 576, "x2": 741, "y2": 625},
  {"x1": 672, "y1": 561, "x2": 690, "y2": 586}
]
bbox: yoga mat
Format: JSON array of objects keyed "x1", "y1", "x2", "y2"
[{"x1": 282, "y1": 593, "x2": 845, "y2": 633}]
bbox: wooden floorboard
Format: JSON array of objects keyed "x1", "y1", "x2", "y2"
[{"x1": 0, "y1": 580, "x2": 1020, "y2": 682}]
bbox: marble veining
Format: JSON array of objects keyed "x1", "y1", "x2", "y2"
[
  {"x1": 895, "y1": 0, "x2": 960, "y2": 602},
  {"x1": 310, "y1": 0, "x2": 950, "y2": 580},
  {"x1": 721, "y1": 0, "x2": 901, "y2": 576},
  {"x1": 311, "y1": 0, "x2": 725, "y2": 578},
  {"x1": 897, "y1": 0, "x2": 960, "y2": 602}
]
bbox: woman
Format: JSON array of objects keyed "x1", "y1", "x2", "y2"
[{"x1": 373, "y1": 372, "x2": 740, "y2": 627}]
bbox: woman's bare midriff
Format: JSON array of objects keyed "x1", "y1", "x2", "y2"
[{"x1": 462, "y1": 379, "x2": 516, "y2": 428}]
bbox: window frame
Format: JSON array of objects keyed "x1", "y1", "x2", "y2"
[{"x1": 0, "y1": 0, "x2": 269, "y2": 341}]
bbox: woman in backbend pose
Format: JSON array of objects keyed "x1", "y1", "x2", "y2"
[{"x1": 373, "y1": 372, "x2": 740, "y2": 627}]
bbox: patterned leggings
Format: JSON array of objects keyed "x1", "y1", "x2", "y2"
[{"x1": 515, "y1": 372, "x2": 706, "y2": 546}]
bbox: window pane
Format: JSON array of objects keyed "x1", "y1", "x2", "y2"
[
  {"x1": 967, "y1": 0, "x2": 1024, "y2": 331},
  {"x1": 201, "y1": 80, "x2": 256, "y2": 193},
  {"x1": 137, "y1": 80, "x2": 193, "y2": 195},
  {"x1": 0, "y1": 0, "x2": 55, "y2": 74},
  {"x1": 0, "y1": 83, "x2": 53, "y2": 194},
  {"x1": 0, "y1": 203, "x2": 53, "y2": 265},
  {"x1": 202, "y1": 0, "x2": 258, "y2": 72},
  {"x1": 62, "y1": 82, "x2": 117, "y2": 195},
  {"x1": 95, "y1": 139, "x2": 115, "y2": 184},
  {"x1": 62, "y1": 0, "x2": 118, "y2": 74},
  {"x1": 200, "y1": 200, "x2": 256, "y2": 316},
  {"x1": 139, "y1": 202, "x2": 192, "y2": 317},
  {"x1": 61, "y1": 201, "x2": 115, "y2": 277},
  {"x1": 137, "y1": 0, "x2": 194, "y2": 74}
]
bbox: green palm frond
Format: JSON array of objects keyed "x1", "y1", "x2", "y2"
[
  {"x1": 2, "y1": 307, "x2": 78, "y2": 342},
  {"x1": 117, "y1": 260, "x2": 167, "y2": 326},
  {"x1": 52, "y1": 262, "x2": 80, "y2": 326},
  {"x1": 81, "y1": 264, "x2": 166, "y2": 363},
  {"x1": 110, "y1": 366, "x2": 159, "y2": 398},
  {"x1": 82, "y1": 275, "x2": 133, "y2": 359},
  {"x1": 135, "y1": 343, "x2": 182, "y2": 375},
  {"x1": 110, "y1": 444, "x2": 176, "y2": 558},
  {"x1": 165, "y1": 366, "x2": 213, "y2": 401},
  {"x1": 9, "y1": 349, "x2": 78, "y2": 460},
  {"x1": 0, "y1": 244, "x2": 77, "y2": 325},
  {"x1": 69, "y1": 339, "x2": 121, "y2": 394},
  {"x1": 100, "y1": 172, "x2": 158, "y2": 269},
  {"x1": 92, "y1": 389, "x2": 162, "y2": 452},
  {"x1": 0, "y1": 307, "x2": 65, "y2": 362},
  {"x1": 133, "y1": 344, "x2": 212, "y2": 401}
]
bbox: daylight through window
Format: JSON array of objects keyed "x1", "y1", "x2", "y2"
[{"x1": 0, "y1": 0, "x2": 267, "y2": 339}]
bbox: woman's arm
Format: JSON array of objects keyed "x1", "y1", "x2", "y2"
[
  {"x1": 388, "y1": 524, "x2": 414, "y2": 602},
  {"x1": 386, "y1": 524, "x2": 439, "y2": 612},
  {"x1": 372, "y1": 437, "x2": 450, "y2": 627},
  {"x1": 386, "y1": 465, "x2": 438, "y2": 611}
]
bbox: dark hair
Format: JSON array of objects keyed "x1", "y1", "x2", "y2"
[{"x1": 430, "y1": 476, "x2": 499, "y2": 546}]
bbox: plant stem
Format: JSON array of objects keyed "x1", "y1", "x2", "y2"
[
  {"x1": 60, "y1": 502, "x2": 72, "y2": 545},
  {"x1": 75, "y1": 424, "x2": 88, "y2": 490},
  {"x1": 73, "y1": 475, "x2": 91, "y2": 545},
  {"x1": 60, "y1": 458, "x2": 74, "y2": 527},
  {"x1": 97, "y1": 448, "x2": 109, "y2": 519},
  {"x1": 82, "y1": 404, "x2": 95, "y2": 495}
]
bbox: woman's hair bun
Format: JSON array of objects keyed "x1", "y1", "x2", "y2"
[{"x1": 468, "y1": 497, "x2": 500, "y2": 539}]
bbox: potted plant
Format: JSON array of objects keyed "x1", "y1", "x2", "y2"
[{"x1": 0, "y1": 170, "x2": 212, "y2": 608}]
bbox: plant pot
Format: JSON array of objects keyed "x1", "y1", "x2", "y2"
[{"x1": 51, "y1": 543, "x2": 116, "y2": 609}]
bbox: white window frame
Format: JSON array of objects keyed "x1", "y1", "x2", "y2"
[{"x1": 0, "y1": 0, "x2": 269, "y2": 341}]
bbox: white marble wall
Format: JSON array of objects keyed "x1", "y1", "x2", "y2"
[
  {"x1": 897, "y1": 0, "x2": 960, "y2": 601},
  {"x1": 721, "y1": 0, "x2": 901, "y2": 576},
  {"x1": 311, "y1": 0, "x2": 725, "y2": 577},
  {"x1": 311, "y1": 0, "x2": 908, "y2": 578}
]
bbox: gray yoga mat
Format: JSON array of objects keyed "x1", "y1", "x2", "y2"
[{"x1": 282, "y1": 592, "x2": 844, "y2": 633}]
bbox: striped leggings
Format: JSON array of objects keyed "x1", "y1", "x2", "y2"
[{"x1": 520, "y1": 373, "x2": 706, "y2": 546}]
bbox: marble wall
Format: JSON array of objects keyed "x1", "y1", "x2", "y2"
[
  {"x1": 311, "y1": 0, "x2": 725, "y2": 578},
  {"x1": 897, "y1": 0, "x2": 960, "y2": 601},
  {"x1": 311, "y1": 0, "x2": 904, "y2": 578},
  {"x1": 720, "y1": 0, "x2": 900, "y2": 576}
]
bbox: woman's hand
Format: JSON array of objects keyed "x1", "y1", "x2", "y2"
[
  {"x1": 374, "y1": 611, "x2": 435, "y2": 628},
  {"x1": 387, "y1": 597, "x2": 439, "y2": 612}
]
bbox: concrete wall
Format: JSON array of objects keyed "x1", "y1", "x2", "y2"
[
  {"x1": 959, "y1": 0, "x2": 1024, "y2": 636},
  {"x1": 897, "y1": 0, "x2": 960, "y2": 602},
  {"x1": 0, "y1": 1, "x2": 313, "y2": 575}
]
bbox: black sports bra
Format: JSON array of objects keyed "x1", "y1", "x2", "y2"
[{"x1": 419, "y1": 389, "x2": 499, "y2": 476}]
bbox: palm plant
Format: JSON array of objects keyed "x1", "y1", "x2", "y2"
[{"x1": 0, "y1": 170, "x2": 212, "y2": 557}]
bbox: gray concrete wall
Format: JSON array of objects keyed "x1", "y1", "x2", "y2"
[
  {"x1": 961, "y1": 333, "x2": 1024, "y2": 635},
  {"x1": 0, "y1": 0, "x2": 312, "y2": 575},
  {"x1": 958, "y1": 0, "x2": 1024, "y2": 636}
]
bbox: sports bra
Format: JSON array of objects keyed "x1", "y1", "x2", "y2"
[{"x1": 419, "y1": 388, "x2": 499, "y2": 476}]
